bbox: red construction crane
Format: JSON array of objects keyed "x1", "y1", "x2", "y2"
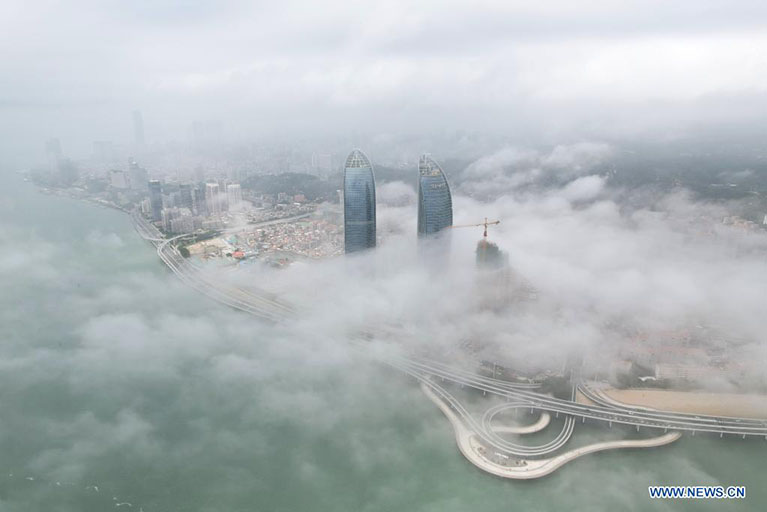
[{"x1": 448, "y1": 217, "x2": 500, "y2": 238}]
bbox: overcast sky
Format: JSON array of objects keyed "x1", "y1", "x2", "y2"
[{"x1": 3, "y1": 0, "x2": 767, "y2": 161}]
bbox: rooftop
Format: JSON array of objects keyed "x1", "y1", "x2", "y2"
[
  {"x1": 419, "y1": 154, "x2": 444, "y2": 177},
  {"x1": 345, "y1": 149, "x2": 372, "y2": 169}
]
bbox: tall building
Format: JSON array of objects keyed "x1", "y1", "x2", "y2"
[
  {"x1": 226, "y1": 183, "x2": 242, "y2": 210},
  {"x1": 128, "y1": 159, "x2": 148, "y2": 190},
  {"x1": 417, "y1": 154, "x2": 453, "y2": 237},
  {"x1": 205, "y1": 182, "x2": 221, "y2": 216},
  {"x1": 133, "y1": 110, "x2": 145, "y2": 147},
  {"x1": 162, "y1": 207, "x2": 194, "y2": 234},
  {"x1": 193, "y1": 186, "x2": 207, "y2": 216},
  {"x1": 343, "y1": 149, "x2": 376, "y2": 253},
  {"x1": 475, "y1": 238, "x2": 512, "y2": 311},
  {"x1": 178, "y1": 184, "x2": 194, "y2": 210},
  {"x1": 476, "y1": 238, "x2": 508, "y2": 270},
  {"x1": 148, "y1": 180, "x2": 163, "y2": 222},
  {"x1": 217, "y1": 179, "x2": 230, "y2": 212}
]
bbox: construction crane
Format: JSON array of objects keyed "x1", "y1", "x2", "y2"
[{"x1": 448, "y1": 217, "x2": 500, "y2": 238}]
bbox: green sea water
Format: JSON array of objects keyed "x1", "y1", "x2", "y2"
[{"x1": 0, "y1": 175, "x2": 764, "y2": 511}]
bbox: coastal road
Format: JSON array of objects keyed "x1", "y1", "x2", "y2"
[{"x1": 132, "y1": 210, "x2": 767, "y2": 441}]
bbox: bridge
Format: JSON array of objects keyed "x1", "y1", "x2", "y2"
[
  {"x1": 131, "y1": 211, "x2": 767, "y2": 466},
  {"x1": 387, "y1": 355, "x2": 767, "y2": 439}
]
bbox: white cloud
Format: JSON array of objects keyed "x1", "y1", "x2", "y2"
[
  {"x1": 560, "y1": 175, "x2": 606, "y2": 202},
  {"x1": 4, "y1": 1, "x2": 767, "y2": 158}
]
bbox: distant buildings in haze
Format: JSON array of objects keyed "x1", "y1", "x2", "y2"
[
  {"x1": 227, "y1": 183, "x2": 243, "y2": 210},
  {"x1": 139, "y1": 177, "x2": 246, "y2": 234},
  {"x1": 178, "y1": 183, "x2": 194, "y2": 210},
  {"x1": 128, "y1": 159, "x2": 148, "y2": 191},
  {"x1": 205, "y1": 182, "x2": 221, "y2": 216}
]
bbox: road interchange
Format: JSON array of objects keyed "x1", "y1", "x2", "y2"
[{"x1": 132, "y1": 211, "x2": 767, "y2": 456}]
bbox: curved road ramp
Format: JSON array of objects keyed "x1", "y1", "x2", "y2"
[
  {"x1": 421, "y1": 383, "x2": 682, "y2": 480},
  {"x1": 132, "y1": 211, "x2": 766, "y2": 480}
]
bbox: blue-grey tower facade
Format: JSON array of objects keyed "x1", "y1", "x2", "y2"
[
  {"x1": 148, "y1": 179, "x2": 163, "y2": 222},
  {"x1": 417, "y1": 154, "x2": 453, "y2": 237},
  {"x1": 343, "y1": 149, "x2": 376, "y2": 253}
]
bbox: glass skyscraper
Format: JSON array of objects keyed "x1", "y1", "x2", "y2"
[
  {"x1": 417, "y1": 154, "x2": 453, "y2": 237},
  {"x1": 343, "y1": 149, "x2": 376, "y2": 253}
]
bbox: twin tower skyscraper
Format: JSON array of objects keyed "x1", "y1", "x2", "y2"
[{"x1": 343, "y1": 149, "x2": 453, "y2": 254}]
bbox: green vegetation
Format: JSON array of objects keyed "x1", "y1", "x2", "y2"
[
  {"x1": 243, "y1": 172, "x2": 336, "y2": 201},
  {"x1": 192, "y1": 230, "x2": 221, "y2": 242},
  {"x1": 539, "y1": 376, "x2": 572, "y2": 400}
]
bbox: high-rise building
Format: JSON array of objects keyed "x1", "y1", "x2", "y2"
[
  {"x1": 226, "y1": 183, "x2": 242, "y2": 210},
  {"x1": 205, "y1": 182, "x2": 221, "y2": 216},
  {"x1": 476, "y1": 238, "x2": 507, "y2": 270},
  {"x1": 128, "y1": 159, "x2": 148, "y2": 190},
  {"x1": 169, "y1": 211, "x2": 195, "y2": 234},
  {"x1": 192, "y1": 186, "x2": 207, "y2": 216},
  {"x1": 178, "y1": 183, "x2": 194, "y2": 210},
  {"x1": 161, "y1": 207, "x2": 178, "y2": 232},
  {"x1": 475, "y1": 238, "x2": 512, "y2": 310},
  {"x1": 343, "y1": 149, "x2": 376, "y2": 253},
  {"x1": 417, "y1": 154, "x2": 453, "y2": 237},
  {"x1": 148, "y1": 180, "x2": 163, "y2": 222},
  {"x1": 162, "y1": 207, "x2": 194, "y2": 234},
  {"x1": 217, "y1": 179, "x2": 229, "y2": 212}
]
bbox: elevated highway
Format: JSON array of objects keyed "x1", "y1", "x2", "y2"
[
  {"x1": 388, "y1": 355, "x2": 767, "y2": 438},
  {"x1": 133, "y1": 211, "x2": 295, "y2": 322},
  {"x1": 131, "y1": 210, "x2": 767, "y2": 449}
]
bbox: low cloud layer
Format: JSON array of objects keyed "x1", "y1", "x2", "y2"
[
  {"x1": 457, "y1": 142, "x2": 613, "y2": 198},
  {"x1": 3, "y1": 160, "x2": 767, "y2": 508}
]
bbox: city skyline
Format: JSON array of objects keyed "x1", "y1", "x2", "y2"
[{"x1": 3, "y1": 0, "x2": 767, "y2": 508}]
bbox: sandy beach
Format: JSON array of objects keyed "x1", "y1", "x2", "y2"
[
  {"x1": 575, "y1": 390, "x2": 597, "y2": 406},
  {"x1": 602, "y1": 389, "x2": 767, "y2": 419}
]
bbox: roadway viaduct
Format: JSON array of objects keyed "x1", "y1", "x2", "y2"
[
  {"x1": 133, "y1": 210, "x2": 294, "y2": 322},
  {"x1": 389, "y1": 355, "x2": 767, "y2": 439},
  {"x1": 131, "y1": 210, "x2": 767, "y2": 462}
]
